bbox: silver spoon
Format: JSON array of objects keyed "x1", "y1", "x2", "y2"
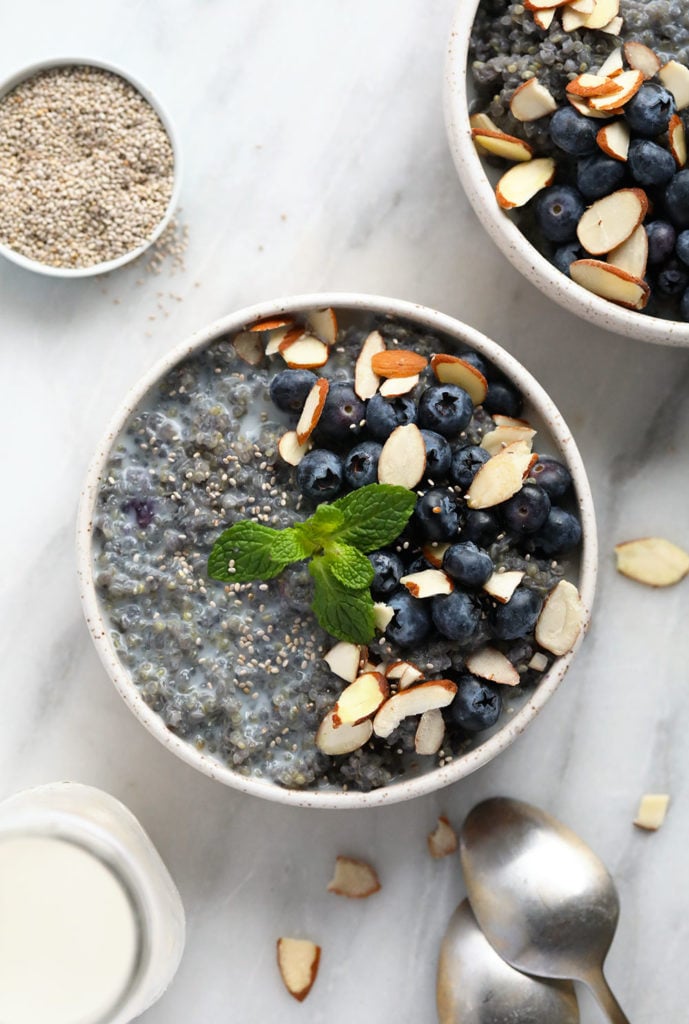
[
  {"x1": 437, "y1": 899, "x2": 579, "y2": 1024},
  {"x1": 460, "y1": 797, "x2": 631, "y2": 1024}
]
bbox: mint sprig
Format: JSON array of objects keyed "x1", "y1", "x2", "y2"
[{"x1": 208, "y1": 483, "x2": 416, "y2": 643}]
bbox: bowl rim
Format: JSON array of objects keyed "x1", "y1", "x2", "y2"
[
  {"x1": 0, "y1": 56, "x2": 182, "y2": 279},
  {"x1": 444, "y1": 0, "x2": 689, "y2": 348},
  {"x1": 76, "y1": 291, "x2": 598, "y2": 809}
]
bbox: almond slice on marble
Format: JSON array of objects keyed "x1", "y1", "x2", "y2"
[
  {"x1": 589, "y1": 70, "x2": 643, "y2": 111},
  {"x1": 371, "y1": 349, "x2": 428, "y2": 378},
  {"x1": 333, "y1": 672, "x2": 389, "y2": 727},
  {"x1": 583, "y1": 0, "x2": 620, "y2": 29},
  {"x1": 623, "y1": 41, "x2": 662, "y2": 79},
  {"x1": 324, "y1": 641, "x2": 364, "y2": 683},
  {"x1": 533, "y1": 7, "x2": 557, "y2": 29},
  {"x1": 523, "y1": 0, "x2": 570, "y2": 9},
  {"x1": 379, "y1": 374, "x2": 419, "y2": 397},
  {"x1": 567, "y1": 93, "x2": 613, "y2": 119},
  {"x1": 233, "y1": 331, "x2": 265, "y2": 366},
  {"x1": 373, "y1": 602, "x2": 395, "y2": 632},
  {"x1": 659, "y1": 60, "x2": 689, "y2": 110},
  {"x1": 608, "y1": 224, "x2": 648, "y2": 279},
  {"x1": 535, "y1": 579, "x2": 585, "y2": 656},
  {"x1": 354, "y1": 330, "x2": 385, "y2": 400},
  {"x1": 570, "y1": 259, "x2": 650, "y2": 309},
  {"x1": 467, "y1": 441, "x2": 535, "y2": 510},
  {"x1": 427, "y1": 816, "x2": 459, "y2": 859},
  {"x1": 279, "y1": 333, "x2": 330, "y2": 370},
  {"x1": 400, "y1": 569, "x2": 454, "y2": 598},
  {"x1": 277, "y1": 938, "x2": 321, "y2": 1002},
  {"x1": 296, "y1": 378, "x2": 329, "y2": 444},
  {"x1": 415, "y1": 709, "x2": 445, "y2": 755},
  {"x1": 481, "y1": 423, "x2": 536, "y2": 456},
  {"x1": 378, "y1": 422, "x2": 426, "y2": 488},
  {"x1": 577, "y1": 188, "x2": 648, "y2": 255},
  {"x1": 373, "y1": 679, "x2": 457, "y2": 739},
  {"x1": 469, "y1": 111, "x2": 501, "y2": 133},
  {"x1": 265, "y1": 325, "x2": 292, "y2": 356},
  {"x1": 327, "y1": 856, "x2": 381, "y2": 899},
  {"x1": 528, "y1": 651, "x2": 549, "y2": 672},
  {"x1": 422, "y1": 541, "x2": 451, "y2": 568},
  {"x1": 600, "y1": 15, "x2": 623, "y2": 36},
  {"x1": 430, "y1": 353, "x2": 488, "y2": 405},
  {"x1": 669, "y1": 114, "x2": 687, "y2": 168},
  {"x1": 614, "y1": 537, "x2": 689, "y2": 587},
  {"x1": 597, "y1": 47, "x2": 625, "y2": 78},
  {"x1": 567, "y1": 73, "x2": 621, "y2": 97},
  {"x1": 278, "y1": 430, "x2": 312, "y2": 466},
  {"x1": 496, "y1": 157, "x2": 557, "y2": 210},
  {"x1": 483, "y1": 570, "x2": 525, "y2": 604},
  {"x1": 471, "y1": 128, "x2": 534, "y2": 163},
  {"x1": 306, "y1": 307, "x2": 337, "y2": 346},
  {"x1": 315, "y1": 711, "x2": 373, "y2": 756},
  {"x1": 633, "y1": 794, "x2": 670, "y2": 831},
  {"x1": 466, "y1": 647, "x2": 520, "y2": 686},
  {"x1": 510, "y1": 79, "x2": 558, "y2": 121},
  {"x1": 597, "y1": 120, "x2": 630, "y2": 161}
]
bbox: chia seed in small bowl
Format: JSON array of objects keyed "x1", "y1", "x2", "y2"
[{"x1": 77, "y1": 293, "x2": 597, "y2": 809}]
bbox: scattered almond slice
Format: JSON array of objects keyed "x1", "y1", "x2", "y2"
[
  {"x1": 277, "y1": 938, "x2": 321, "y2": 1002},
  {"x1": 371, "y1": 348, "x2": 428, "y2": 378},
  {"x1": 589, "y1": 69, "x2": 643, "y2": 111},
  {"x1": 583, "y1": 0, "x2": 620, "y2": 29},
  {"x1": 533, "y1": 7, "x2": 556, "y2": 29},
  {"x1": 481, "y1": 422, "x2": 536, "y2": 455},
  {"x1": 373, "y1": 679, "x2": 457, "y2": 739},
  {"x1": 379, "y1": 374, "x2": 419, "y2": 397},
  {"x1": 378, "y1": 422, "x2": 426, "y2": 488},
  {"x1": 471, "y1": 128, "x2": 534, "y2": 163},
  {"x1": 327, "y1": 856, "x2": 381, "y2": 898},
  {"x1": 427, "y1": 816, "x2": 459, "y2": 859},
  {"x1": 315, "y1": 710, "x2": 373, "y2": 756},
  {"x1": 333, "y1": 672, "x2": 389, "y2": 727},
  {"x1": 248, "y1": 315, "x2": 294, "y2": 333},
  {"x1": 567, "y1": 73, "x2": 621, "y2": 98},
  {"x1": 469, "y1": 111, "x2": 501, "y2": 133},
  {"x1": 422, "y1": 541, "x2": 451, "y2": 568},
  {"x1": 623, "y1": 41, "x2": 662, "y2": 79},
  {"x1": 265, "y1": 326, "x2": 292, "y2": 356},
  {"x1": 415, "y1": 709, "x2": 445, "y2": 755},
  {"x1": 535, "y1": 579, "x2": 585, "y2": 656},
  {"x1": 669, "y1": 114, "x2": 687, "y2": 168},
  {"x1": 614, "y1": 537, "x2": 689, "y2": 587},
  {"x1": 373, "y1": 602, "x2": 395, "y2": 632},
  {"x1": 600, "y1": 15, "x2": 623, "y2": 36},
  {"x1": 567, "y1": 93, "x2": 613, "y2": 119},
  {"x1": 633, "y1": 794, "x2": 670, "y2": 832},
  {"x1": 354, "y1": 330, "x2": 385, "y2": 400},
  {"x1": 430, "y1": 353, "x2": 488, "y2": 405},
  {"x1": 659, "y1": 59, "x2": 689, "y2": 110},
  {"x1": 570, "y1": 259, "x2": 650, "y2": 310},
  {"x1": 597, "y1": 120, "x2": 630, "y2": 161},
  {"x1": 577, "y1": 188, "x2": 648, "y2": 256},
  {"x1": 466, "y1": 441, "x2": 535, "y2": 510},
  {"x1": 324, "y1": 641, "x2": 364, "y2": 683},
  {"x1": 306, "y1": 307, "x2": 337, "y2": 346},
  {"x1": 233, "y1": 331, "x2": 264, "y2": 366},
  {"x1": 296, "y1": 378, "x2": 329, "y2": 444},
  {"x1": 398, "y1": 664, "x2": 425, "y2": 689},
  {"x1": 523, "y1": 0, "x2": 570, "y2": 9},
  {"x1": 608, "y1": 224, "x2": 648, "y2": 279},
  {"x1": 528, "y1": 651, "x2": 549, "y2": 672},
  {"x1": 465, "y1": 647, "x2": 520, "y2": 686},
  {"x1": 400, "y1": 569, "x2": 454, "y2": 598},
  {"x1": 496, "y1": 157, "x2": 557, "y2": 210},
  {"x1": 510, "y1": 79, "x2": 558, "y2": 121},
  {"x1": 596, "y1": 47, "x2": 624, "y2": 78},
  {"x1": 279, "y1": 333, "x2": 330, "y2": 370},
  {"x1": 278, "y1": 430, "x2": 312, "y2": 466},
  {"x1": 483, "y1": 570, "x2": 525, "y2": 604}
]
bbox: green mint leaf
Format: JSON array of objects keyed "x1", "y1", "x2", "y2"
[
  {"x1": 332, "y1": 484, "x2": 417, "y2": 553},
  {"x1": 327, "y1": 544, "x2": 375, "y2": 591},
  {"x1": 294, "y1": 504, "x2": 346, "y2": 553},
  {"x1": 309, "y1": 555, "x2": 375, "y2": 644},
  {"x1": 208, "y1": 523, "x2": 307, "y2": 583}
]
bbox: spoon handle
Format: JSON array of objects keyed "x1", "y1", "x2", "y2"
[{"x1": 586, "y1": 970, "x2": 631, "y2": 1024}]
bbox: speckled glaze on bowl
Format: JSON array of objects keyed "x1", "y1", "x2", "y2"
[
  {"x1": 0, "y1": 57, "x2": 181, "y2": 278},
  {"x1": 445, "y1": 0, "x2": 689, "y2": 348},
  {"x1": 76, "y1": 293, "x2": 597, "y2": 809}
]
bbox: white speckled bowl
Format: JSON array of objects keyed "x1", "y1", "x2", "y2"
[
  {"x1": 77, "y1": 293, "x2": 597, "y2": 809},
  {"x1": 0, "y1": 57, "x2": 181, "y2": 278},
  {"x1": 445, "y1": 0, "x2": 689, "y2": 347}
]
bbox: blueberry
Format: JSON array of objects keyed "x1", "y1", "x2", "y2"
[
  {"x1": 343, "y1": 441, "x2": 382, "y2": 489},
  {"x1": 365, "y1": 393, "x2": 416, "y2": 441},
  {"x1": 627, "y1": 139, "x2": 676, "y2": 188},
  {"x1": 442, "y1": 541, "x2": 493, "y2": 588},
  {"x1": 444, "y1": 674, "x2": 502, "y2": 733},
  {"x1": 385, "y1": 588, "x2": 432, "y2": 647},
  {"x1": 461, "y1": 508, "x2": 501, "y2": 547},
  {"x1": 404, "y1": 555, "x2": 435, "y2": 575},
  {"x1": 431, "y1": 591, "x2": 480, "y2": 642},
  {"x1": 414, "y1": 488, "x2": 460, "y2": 541},
  {"x1": 269, "y1": 369, "x2": 318, "y2": 414},
  {"x1": 368, "y1": 550, "x2": 404, "y2": 597},
  {"x1": 576, "y1": 153, "x2": 626, "y2": 200},
  {"x1": 418, "y1": 384, "x2": 473, "y2": 437},
  {"x1": 123, "y1": 498, "x2": 155, "y2": 528},
  {"x1": 681, "y1": 286, "x2": 689, "y2": 321},
  {"x1": 656, "y1": 258, "x2": 689, "y2": 297},
  {"x1": 530, "y1": 507, "x2": 582, "y2": 556},
  {"x1": 313, "y1": 381, "x2": 365, "y2": 444},
  {"x1": 646, "y1": 221, "x2": 676, "y2": 265},
  {"x1": 665, "y1": 170, "x2": 689, "y2": 229},
  {"x1": 552, "y1": 241, "x2": 584, "y2": 277},
  {"x1": 676, "y1": 229, "x2": 689, "y2": 267},
  {"x1": 548, "y1": 106, "x2": 599, "y2": 156},
  {"x1": 535, "y1": 185, "x2": 585, "y2": 243},
  {"x1": 483, "y1": 380, "x2": 524, "y2": 418},
  {"x1": 450, "y1": 444, "x2": 491, "y2": 490},
  {"x1": 295, "y1": 449, "x2": 343, "y2": 501},
  {"x1": 500, "y1": 484, "x2": 551, "y2": 535},
  {"x1": 624, "y1": 82, "x2": 675, "y2": 137},
  {"x1": 458, "y1": 350, "x2": 489, "y2": 377},
  {"x1": 527, "y1": 456, "x2": 572, "y2": 499},
  {"x1": 420, "y1": 430, "x2": 452, "y2": 479},
  {"x1": 490, "y1": 586, "x2": 543, "y2": 641}
]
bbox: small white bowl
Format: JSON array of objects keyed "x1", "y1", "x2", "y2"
[
  {"x1": 445, "y1": 0, "x2": 689, "y2": 348},
  {"x1": 76, "y1": 293, "x2": 597, "y2": 809},
  {"x1": 0, "y1": 57, "x2": 181, "y2": 278}
]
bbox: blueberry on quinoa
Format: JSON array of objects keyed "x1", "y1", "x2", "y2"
[
  {"x1": 269, "y1": 368, "x2": 318, "y2": 413},
  {"x1": 675, "y1": 230, "x2": 689, "y2": 267},
  {"x1": 414, "y1": 488, "x2": 460, "y2": 541},
  {"x1": 576, "y1": 153, "x2": 626, "y2": 201},
  {"x1": 431, "y1": 591, "x2": 480, "y2": 642},
  {"x1": 627, "y1": 139, "x2": 676, "y2": 188},
  {"x1": 365, "y1": 393, "x2": 416, "y2": 441},
  {"x1": 500, "y1": 483, "x2": 551, "y2": 534},
  {"x1": 368, "y1": 550, "x2": 404, "y2": 597},
  {"x1": 295, "y1": 449, "x2": 343, "y2": 501},
  {"x1": 442, "y1": 541, "x2": 493, "y2": 588},
  {"x1": 457, "y1": 350, "x2": 489, "y2": 378},
  {"x1": 535, "y1": 186, "x2": 585, "y2": 244},
  {"x1": 343, "y1": 440, "x2": 382, "y2": 489},
  {"x1": 527, "y1": 456, "x2": 572, "y2": 500},
  {"x1": 450, "y1": 444, "x2": 491, "y2": 491},
  {"x1": 530, "y1": 507, "x2": 582, "y2": 557},
  {"x1": 624, "y1": 82, "x2": 676, "y2": 137},
  {"x1": 444, "y1": 674, "x2": 502, "y2": 733},
  {"x1": 385, "y1": 588, "x2": 432, "y2": 647},
  {"x1": 483, "y1": 379, "x2": 523, "y2": 418},
  {"x1": 665, "y1": 170, "x2": 689, "y2": 229},
  {"x1": 490, "y1": 586, "x2": 543, "y2": 641},
  {"x1": 418, "y1": 384, "x2": 473, "y2": 437},
  {"x1": 461, "y1": 508, "x2": 501, "y2": 547},
  {"x1": 646, "y1": 221, "x2": 677, "y2": 265},
  {"x1": 656, "y1": 259, "x2": 689, "y2": 297},
  {"x1": 314, "y1": 381, "x2": 365, "y2": 443},
  {"x1": 420, "y1": 430, "x2": 452, "y2": 479},
  {"x1": 549, "y1": 106, "x2": 599, "y2": 157}
]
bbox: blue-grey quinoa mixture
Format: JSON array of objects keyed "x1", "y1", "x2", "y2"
[{"x1": 92, "y1": 311, "x2": 579, "y2": 792}]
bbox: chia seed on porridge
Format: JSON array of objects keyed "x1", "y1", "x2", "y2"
[{"x1": 92, "y1": 308, "x2": 583, "y2": 793}]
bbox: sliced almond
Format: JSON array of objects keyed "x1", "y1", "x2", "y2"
[
  {"x1": 385, "y1": 660, "x2": 422, "y2": 680},
  {"x1": 370, "y1": 349, "x2": 428, "y2": 378},
  {"x1": 279, "y1": 334, "x2": 330, "y2": 370},
  {"x1": 265, "y1": 325, "x2": 292, "y2": 356},
  {"x1": 248, "y1": 315, "x2": 294, "y2": 333},
  {"x1": 614, "y1": 537, "x2": 689, "y2": 587},
  {"x1": 561, "y1": 5, "x2": 588, "y2": 31},
  {"x1": 471, "y1": 128, "x2": 534, "y2": 163},
  {"x1": 430, "y1": 353, "x2": 488, "y2": 405},
  {"x1": 496, "y1": 156, "x2": 557, "y2": 210},
  {"x1": 596, "y1": 47, "x2": 625, "y2": 78},
  {"x1": 379, "y1": 374, "x2": 419, "y2": 397},
  {"x1": 481, "y1": 422, "x2": 536, "y2": 455},
  {"x1": 373, "y1": 679, "x2": 457, "y2": 739},
  {"x1": 400, "y1": 569, "x2": 454, "y2": 598},
  {"x1": 524, "y1": 0, "x2": 570, "y2": 9},
  {"x1": 378, "y1": 422, "x2": 426, "y2": 488},
  {"x1": 568, "y1": 0, "x2": 595, "y2": 13},
  {"x1": 633, "y1": 794, "x2": 670, "y2": 832},
  {"x1": 315, "y1": 710, "x2": 373, "y2": 756},
  {"x1": 535, "y1": 579, "x2": 585, "y2": 656},
  {"x1": 399, "y1": 664, "x2": 425, "y2": 690},
  {"x1": 277, "y1": 938, "x2": 320, "y2": 1002},
  {"x1": 415, "y1": 709, "x2": 445, "y2": 755},
  {"x1": 427, "y1": 816, "x2": 459, "y2": 859},
  {"x1": 324, "y1": 641, "x2": 363, "y2": 683},
  {"x1": 469, "y1": 111, "x2": 500, "y2": 133},
  {"x1": 373, "y1": 602, "x2": 395, "y2": 632},
  {"x1": 483, "y1": 570, "x2": 525, "y2": 604},
  {"x1": 278, "y1": 430, "x2": 312, "y2": 466},
  {"x1": 327, "y1": 856, "x2": 381, "y2": 898},
  {"x1": 466, "y1": 441, "x2": 535, "y2": 510},
  {"x1": 567, "y1": 73, "x2": 621, "y2": 98},
  {"x1": 422, "y1": 541, "x2": 451, "y2": 568},
  {"x1": 600, "y1": 15, "x2": 623, "y2": 36},
  {"x1": 577, "y1": 188, "x2": 648, "y2": 256},
  {"x1": 659, "y1": 59, "x2": 689, "y2": 110},
  {"x1": 570, "y1": 258, "x2": 650, "y2": 310},
  {"x1": 354, "y1": 330, "x2": 385, "y2": 400},
  {"x1": 233, "y1": 331, "x2": 264, "y2": 366},
  {"x1": 296, "y1": 378, "x2": 329, "y2": 444},
  {"x1": 306, "y1": 307, "x2": 337, "y2": 346},
  {"x1": 608, "y1": 224, "x2": 648, "y2": 279},
  {"x1": 528, "y1": 651, "x2": 549, "y2": 672},
  {"x1": 623, "y1": 41, "x2": 662, "y2": 79},
  {"x1": 589, "y1": 69, "x2": 643, "y2": 111},
  {"x1": 567, "y1": 93, "x2": 613, "y2": 119},
  {"x1": 669, "y1": 114, "x2": 687, "y2": 168},
  {"x1": 533, "y1": 7, "x2": 556, "y2": 28},
  {"x1": 465, "y1": 647, "x2": 520, "y2": 686},
  {"x1": 596, "y1": 119, "x2": 630, "y2": 161},
  {"x1": 583, "y1": 0, "x2": 620, "y2": 29},
  {"x1": 510, "y1": 79, "x2": 558, "y2": 121},
  {"x1": 333, "y1": 672, "x2": 389, "y2": 727}
]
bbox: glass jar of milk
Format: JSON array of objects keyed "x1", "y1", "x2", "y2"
[{"x1": 0, "y1": 782, "x2": 185, "y2": 1024}]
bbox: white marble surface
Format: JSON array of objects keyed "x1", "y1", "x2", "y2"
[{"x1": 1, "y1": 2, "x2": 688, "y2": 1021}]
